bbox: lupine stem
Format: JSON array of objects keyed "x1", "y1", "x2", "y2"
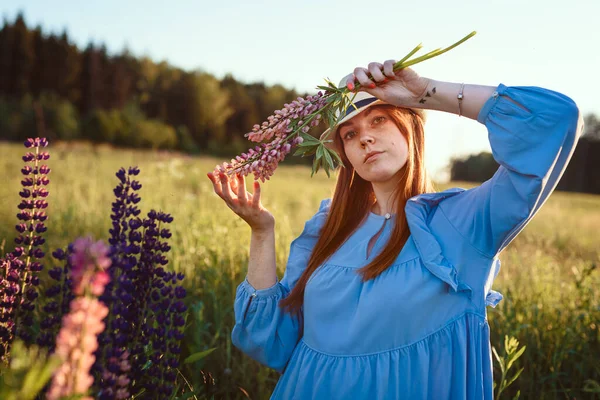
[{"x1": 396, "y1": 31, "x2": 477, "y2": 69}]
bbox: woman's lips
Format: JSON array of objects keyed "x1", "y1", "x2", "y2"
[{"x1": 365, "y1": 152, "x2": 383, "y2": 163}]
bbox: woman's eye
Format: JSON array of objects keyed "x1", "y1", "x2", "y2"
[
  {"x1": 344, "y1": 131, "x2": 356, "y2": 140},
  {"x1": 373, "y1": 116, "x2": 385, "y2": 124}
]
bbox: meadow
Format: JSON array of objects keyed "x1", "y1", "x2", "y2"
[{"x1": 0, "y1": 141, "x2": 598, "y2": 399}]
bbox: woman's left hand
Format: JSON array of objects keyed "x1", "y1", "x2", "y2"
[{"x1": 347, "y1": 61, "x2": 431, "y2": 108}]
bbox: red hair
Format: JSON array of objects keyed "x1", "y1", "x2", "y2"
[{"x1": 278, "y1": 105, "x2": 435, "y2": 318}]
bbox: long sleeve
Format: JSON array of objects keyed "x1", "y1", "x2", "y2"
[
  {"x1": 231, "y1": 198, "x2": 331, "y2": 373},
  {"x1": 439, "y1": 83, "x2": 584, "y2": 257}
]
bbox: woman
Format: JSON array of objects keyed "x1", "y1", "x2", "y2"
[{"x1": 207, "y1": 61, "x2": 583, "y2": 399}]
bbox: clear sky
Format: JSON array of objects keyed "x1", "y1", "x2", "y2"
[{"x1": 3, "y1": 0, "x2": 598, "y2": 181}]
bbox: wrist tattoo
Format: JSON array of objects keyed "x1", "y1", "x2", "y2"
[{"x1": 418, "y1": 87, "x2": 436, "y2": 104}]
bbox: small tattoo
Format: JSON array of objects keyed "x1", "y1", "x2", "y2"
[{"x1": 419, "y1": 86, "x2": 436, "y2": 104}]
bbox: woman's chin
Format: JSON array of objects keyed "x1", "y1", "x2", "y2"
[{"x1": 361, "y1": 169, "x2": 400, "y2": 183}]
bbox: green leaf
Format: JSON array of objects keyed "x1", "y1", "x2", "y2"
[
  {"x1": 323, "y1": 147, "x2": 334, "y2": 171},
  {"x1": 297, "y1": 141, "x2": 319, "y2": 148},
  {"x1": 301, "y1": 133, "x2": 320, "y2": 142},
  {"x1": 293, "y1": 148, "x2": 307, "y2": 157},
  {"x1": 491, "y1": 346, "x2": 505, "y2": 375},
  {"x1": 184, "y1": 348, "x2": 217, "y2": 364},
  {"x1": 326, "y1": 110, "x2": 337, "y2": 130},
  {"x1": 506, "y1": 345, "x2": 526, "y2": 372},
  {"x1": 505, "y1": 367, "x2": 525, "y2": 388},
  {"x1": 316, "y1": 146, "x2": 324, "y2": 161},
  {"x1": 304, "y1": 147, "x2": 319, "y2": 157},
  {"x1": 329, "y1": 148, "x2": 344, "y2": 167},
  {"x1": 311, "y1": 158, "x2": 322, "y2": 177}
]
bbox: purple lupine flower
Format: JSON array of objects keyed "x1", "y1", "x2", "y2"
[
  {"x1": 38, "y1": 245, "x2": 76, "y2": 350},
  {"x1": 1, "y1": 137, "x2": 51, "y2": 357},
  {"x1": 213, "y1": 135, "x2": 305, "y2": 183},
  {"x1": 93, "y1": 167, "x2": 146, "y2": 399},
  {"x1": 143, "y1": 269, "x2": 187, "y2": 396}
]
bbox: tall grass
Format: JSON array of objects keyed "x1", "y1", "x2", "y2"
[{"x1": 1, "y1": 141, "x2": 598, "y2": 399}]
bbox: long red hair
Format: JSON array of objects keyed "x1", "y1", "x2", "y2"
[{"x1": 278, "y1": 105, "x2": 435, "y2": 318}]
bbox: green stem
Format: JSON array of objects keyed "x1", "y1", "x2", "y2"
[
  {"x1": 394, "y1": 43, "x2": 423, "y2": 68},
  {"x1": 395, "y1": 31, "x2": 477, "y2": 70},
  {"x1": 347, "y1": 32, "x2": 476, "y2": 93}
]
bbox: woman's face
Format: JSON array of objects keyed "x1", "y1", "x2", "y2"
[{"x1": 338, "y1": 107, "x2": 409, "y2": 183}]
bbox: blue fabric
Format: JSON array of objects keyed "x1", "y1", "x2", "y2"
[{"x1": 231, "y1": 84, "x2": 583, "y2": 399}]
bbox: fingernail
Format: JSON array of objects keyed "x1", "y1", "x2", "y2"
[
  {"x1": 347, "y1": 83, "x2": 354, "y2": 91},
  {"x1": 369, "y1": 83, "x2": 376, "y2": 89}
]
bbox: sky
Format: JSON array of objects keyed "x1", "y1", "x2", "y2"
[{"x1": 3, "y1": 0, "x2": 599, "y2": 181}]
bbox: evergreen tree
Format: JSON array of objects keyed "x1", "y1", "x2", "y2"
[{"x1": 8, "y1": 13, "x2": 35, "y2": 98}]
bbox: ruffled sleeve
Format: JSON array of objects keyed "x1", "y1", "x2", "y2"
[
  {"x1": 439, "y1": 84, "x2": 584, "y2": 257},
  {"x1": 231, "y1": 198, "x2": 331, "y2": 373}
]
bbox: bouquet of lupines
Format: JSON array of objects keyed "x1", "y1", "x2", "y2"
[
  {"x1": 0, "y1": 138, "x2": 190, "y2": 399},
  {"x1": 212, "y1": 31, "x2": 476, "y2": 180}
]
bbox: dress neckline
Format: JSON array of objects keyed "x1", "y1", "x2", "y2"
[{"x1": 368, "y1": 211, "x2": 396, "y2": 220}]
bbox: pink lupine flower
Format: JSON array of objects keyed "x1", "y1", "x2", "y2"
[
  {"x1": 213, "y1": 92, "x2": 327, "y2": 182},
  {"x1": 69, "y1": 237, "x2": 111, "y2": 295},
  {"x1": 47, "y1": 236, "x2": 111, "y2": 400},
  {"x1": 47, "y1": 297, "x2": 108, "y2": 400}
]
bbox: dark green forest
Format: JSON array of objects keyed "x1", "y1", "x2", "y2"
[
  {"x1": 2, "y1": 12, "x2": 598, "y2": 191},
  {"x1": 0, "y1": 12, "x2": 310, "y2": 161}
]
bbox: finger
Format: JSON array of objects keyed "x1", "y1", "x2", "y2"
[
  {"x1": 230, "y1": 173, "x2": 239, "y2": 193},
  {"x1": 207, "y1": 172, "x2": 223, "y2": 196},
  {"x1": 237, "y1": 174, "x2": 248, "y2": 204},
  {"x1": 383, "y1": 60, "x2": 396, "y2": 78},
  {"x1": 345, "y1": 74, "x2": 356, "y2": 91},
  {"x1": 353, "y1": 67, "x2": 374, "y2": 89},
  {"x1": 368, "y1": 62, "x2": 386, "y2": 83},
  {"x1": 219, "y1": 172, "x2": 234, "y2": 200},
  {"x1": 251, "y1": 180, "x2": 261, "y2": 208}
]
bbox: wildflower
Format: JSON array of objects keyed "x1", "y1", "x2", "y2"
[
  {"x1": 47, "y1": 236, "x2": 111, "y2": 400},
  {"x1": 0, "y1": 137, "x2": 51, "y2": 358},
  {"x1": 93, "y1": 167, "x2": 187, "y2": 398}
]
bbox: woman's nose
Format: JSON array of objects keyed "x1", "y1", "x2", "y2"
[{"x1": 360, "y1": 136, "x2": 374, "y2": 146}]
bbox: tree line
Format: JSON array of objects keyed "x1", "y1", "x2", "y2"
[
  {"x1": 0, "y1": 12, "x2": 311, "y2": 163},
  {"x1": 2, "y1": 12, "x2": 598, "y2": 191}
]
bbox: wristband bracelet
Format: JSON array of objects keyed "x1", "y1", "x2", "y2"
[{"x1": 458, "y1": 83, "x2": 465, "y2": 117}]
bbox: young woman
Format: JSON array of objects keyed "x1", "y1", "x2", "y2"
[{"x1": 207, "y1": 61, "x2": 583, "y2": 399}]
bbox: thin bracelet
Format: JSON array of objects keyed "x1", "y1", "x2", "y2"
[{"x1": 458, "y1": 83, "x2": 465, "y2": 117}]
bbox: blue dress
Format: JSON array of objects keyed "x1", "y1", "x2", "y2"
[{"x1": 231, "y1": 84, "x2": 583, "y2": 399}]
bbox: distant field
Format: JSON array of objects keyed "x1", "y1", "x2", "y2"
[{"x1": 1, "y1": 141, "x2": 598, "y2": 399}]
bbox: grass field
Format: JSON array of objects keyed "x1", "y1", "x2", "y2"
[{"x1": 1, "y1": 141, "x2": 599, "y2": 399}]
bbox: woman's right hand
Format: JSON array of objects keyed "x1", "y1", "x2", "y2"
[{"x1": 207, "y1": 172, "x2": 275, "y2": 231}]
